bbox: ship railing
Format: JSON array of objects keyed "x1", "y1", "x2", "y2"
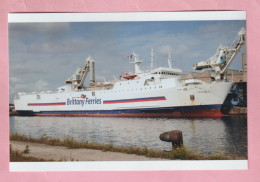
[{"x1": 18, "y1": 91, "x2": 60, "y2": 96}]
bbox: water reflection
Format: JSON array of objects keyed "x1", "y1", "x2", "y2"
[
  {"x1": 221, "y1": 116, "x2": 247, "y2": 157},
  {"x1": 9, "y1": 116, "x2": 247, "y2": 158}
]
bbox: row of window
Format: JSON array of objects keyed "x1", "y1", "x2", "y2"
[
  {"x1": 153, "y1": 72, "x2": 177, "y2": 75},
  {"x1": 96, "y1": 85, "x2": 163, "y2": 94},
  {"x1": 119, "y1": 81, "x2": 139, "y2": 85},
  {"x1": 35, "y1": 84, "x2": 163, "y2": 99}
]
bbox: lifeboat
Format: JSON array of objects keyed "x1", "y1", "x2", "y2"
[{"x1": 123, "y1": 73, "x2": 137, "y2": 80}]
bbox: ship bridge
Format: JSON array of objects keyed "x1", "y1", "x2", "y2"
[{"x1": 151, "y1": 67, "x2": 182, "y2": 76}]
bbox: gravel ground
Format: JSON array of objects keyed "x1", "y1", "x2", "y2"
[{"x1": 10, "y1": 141, "x2": 167, "y2": 161}]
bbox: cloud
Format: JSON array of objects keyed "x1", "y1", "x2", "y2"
[
  {"x1": 157, "y1": 45, "x2": 173, "y2": 55},
  {"x1": 198, "y1": 22, "x2": 245, "y2": 46},
  {"x1": 34, "y1": 80, "x2": 52, "y2": 91},
  {"x1": 173, "y1": 44, "x2": 189, "y2": 55},
  {"x1": 198, "y1": 23, "x2": 225, "y2": 34},
  {"x1": 9, "y1": 20, "x2": 246, "y2": 102},
  {"x1": 28, "y1": 37, "x2": 96, "y2": 54},
  {"x1": 9, "y1": 23, "x2": 71, "y2": 39},
  {"x1": 10, "y1": 64, "x2": 48, "y2": 75},
  {"x1": 9, "y1": 76, "x2": 23, "y2": 84}
]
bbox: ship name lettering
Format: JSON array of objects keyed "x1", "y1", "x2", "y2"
[
  {"x1": 86, "y1": 98, "x2": 102, "y2": 104},
  {"x1": 67, "y1": 98, "x2": 102, "y2": 106},
  {"x1": 67, "y1": 99, "x2": 85, "y2": 106}
]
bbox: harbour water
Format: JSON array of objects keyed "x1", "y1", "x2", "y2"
[{"x1": 9, "y1": 116, "x2": 247, "y2": 158}]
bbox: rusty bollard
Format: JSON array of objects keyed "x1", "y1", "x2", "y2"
[{"x1": 159, "y1": 130, "x2": 183, "y2": 150}]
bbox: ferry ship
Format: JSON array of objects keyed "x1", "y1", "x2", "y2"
[{"x1": 14, "y1": 28, "x2": 246, "y2": 117}]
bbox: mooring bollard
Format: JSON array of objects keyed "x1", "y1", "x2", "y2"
[{"x1": 159, "y1": 130, "x2": 183, "y2": 150}]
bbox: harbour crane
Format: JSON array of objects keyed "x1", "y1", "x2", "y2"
[
  {"x1": 193, "y1": 27, "x2": 246, "y2": 81},
  {"x1": 65, "y1": 56, "x2": 95, "y2": 89}
]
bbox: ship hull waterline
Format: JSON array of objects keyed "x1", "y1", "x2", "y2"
[{"x1": 16, "y1": 104, "x2": 226, "y2": 118}]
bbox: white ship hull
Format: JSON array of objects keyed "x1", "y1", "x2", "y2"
[
  {"x1": 13, "y1": 45, "x2": 242, "y2": 118},
  {"x1": 14, "y1": 79, "x2": 233, "y2": 117}
]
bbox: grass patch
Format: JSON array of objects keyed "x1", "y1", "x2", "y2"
[
  {"x1": 10, "y1": 133, "x2": 231, "y2": 160},
  {"x1": 23, "y1": 145, "x2": 30, "y2": 154},
  {"x1": 10, "y1": 144, "x2": 53, "y2": 162}
]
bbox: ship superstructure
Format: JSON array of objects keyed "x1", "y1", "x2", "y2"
[{"x1": 14, "y1": 28, "x2": 246, "y2": 117}]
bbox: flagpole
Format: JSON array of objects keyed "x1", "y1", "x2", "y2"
[
  {"x1": 129, "y1": 55, "x2": 130, "y2": 73},
  {"x1": 127, "y1": 54, "x2": 132, "y2": 74}
]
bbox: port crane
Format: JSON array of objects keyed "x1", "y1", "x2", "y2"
[
  {"x1": 193, "y1": 27, "x2": 246, "y2": 81},
  {"x1": 65, "y1": 56, "x2": 95, "y2": 89}
]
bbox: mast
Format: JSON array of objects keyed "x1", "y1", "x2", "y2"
[
  {"x1": 168, "y1": 51, "x2": 172, "y2": 68},
  {"x1": 150, "y1": 49, "x2": 154, "y2": 70},
  {"x1": 131, "y1": 51, "x2": 142, "y2": 74}
]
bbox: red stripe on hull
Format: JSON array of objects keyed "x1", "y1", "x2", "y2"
[
  {"x1": 103, "y1": 98, "x2": 166, "y2": 104},
  {"x1": 34, "y1": 109, "x2": 224, "y2": 118},
  {"x1": 28, "y1": 104, "x2": 66, "y2": 106}
]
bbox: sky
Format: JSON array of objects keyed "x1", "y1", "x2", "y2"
[{"x1": 9, "y1": 19, "x2": 246, "y2": 102}]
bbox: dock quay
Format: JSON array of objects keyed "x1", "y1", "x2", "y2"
[
  {"x1": 229, "y1": 107, "x2": 247, "y2": 115},
  {"x1": 9, "y1": 106, "x2": 247, "y2": 116}
]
